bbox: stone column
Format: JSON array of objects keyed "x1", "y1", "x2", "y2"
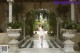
[
  {"x1": 70, "y1": 0, "x2": 75, "y2": 21},
  {"x1": 56, "y1": 17, "x2": 60, "y2": 40},
  {"x1": 7, "y1": 0, "x2": 14, "y2": 23},
  {"x1": 23, "y1": 17, "x2": 26, "y2": 39},
  {"x1": 57, "y1": 20, "x2": 59, "y2": 39}
]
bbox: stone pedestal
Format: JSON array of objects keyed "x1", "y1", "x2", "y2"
[
  {"x1": 64, "y1": 40, "x2": 75, "y2": 53},
  {"x1": 7, "y1": 29, "x2": 21, "y2": 52},
  {"x1": 63, "y1": 30, "x2": 76, "y2": 53}
]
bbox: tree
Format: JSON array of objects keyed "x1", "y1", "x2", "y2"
[
  {"x1": 25, "y1": 11, "x2": 36, "y2": 37},
  {"x1": 48, "y1": 12, "x2": 57, "y2": 36}
]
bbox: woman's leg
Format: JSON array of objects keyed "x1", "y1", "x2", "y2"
[
  {"x1": 41, "y1": 36, "x2": 43, "y2": 45},
  {"x1": 39, "y1": 36, "x2": 41, "y2": 44}
]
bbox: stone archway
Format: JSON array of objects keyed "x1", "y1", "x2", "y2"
[{"x1": 24, "y1": 9, "x2": 57, "y2": 39}]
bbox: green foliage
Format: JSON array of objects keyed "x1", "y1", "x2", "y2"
[
  {"x1": 34, "y1": 21, "x2": 49, "y2": 31},
  {"x1": 25, "y1": 11, "x2": 36, "y2": 36},
  {"x1": 61, "y1": 21, "x2": 79, "y2": 29},
  {"x1": 33, "y1": 21, "x2": 40, "y2": 31},
  {"x1": 48, "y1": 12, "x2": 57, "y2": 35},
  {"x1": 25, "y1": 25, "x2": 31, "y2": 35},
  {"x1": 43, "y1": 21, "x2": 49, "y2": 31},
  {"x1": 7, "y1": 21, "x2": 22, "y2": 29},
  {"x1": 77, "y1": 24, "x2": 80, "y2": 32}
]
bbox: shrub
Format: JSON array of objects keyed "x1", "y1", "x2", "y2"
[
  {"x1": 61, "y1": 21, "x2": 79, "y2": 30},
  {"x1": 7, "y1": 21, "x2": 22, "y2": 29}
]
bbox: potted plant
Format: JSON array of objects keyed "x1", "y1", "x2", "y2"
[
  {"x1": 6, "y1": 21, "x2": 22, "y2": 50},
  {"x1": 61, "y1": 21, "x2": 79, "y2": 38},
  {"x1": 7, "y1": 21, "x2": 22, "y2": 29},
  {"x1": 61, "y1": 21, "x2": 79, "y2": 53}
]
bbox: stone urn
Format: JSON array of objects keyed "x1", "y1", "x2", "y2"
[
  {"x1": 63, "y1": 29, "x2": 76, "y2": 53},
  {"x1": 63, "y1": 30, "x2": 76, "y2": 53},
  {"x1": 7, "y1": 28, "x2": 21, "y2": 52},
  {"x1": 63, "y1": 29, "x2": 76, "y2": 38}
]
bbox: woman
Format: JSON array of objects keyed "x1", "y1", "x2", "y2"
[{"x1": 37, "y1": 25, "x2": 45, "y2": 46}]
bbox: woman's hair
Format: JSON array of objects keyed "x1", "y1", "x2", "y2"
[{"x1": 38, "y1": 24, "x2": 44, "y2": 30}]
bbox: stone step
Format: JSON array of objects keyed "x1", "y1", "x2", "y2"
[
  {"x1": 8, "y1": 48, "x2": 80, "y2": 53},
  {"x1": 19, "y1": 40, "x2": 61, "y2": 48},
  {"x1": 47, "y1": 40, "x2": 55, "y2": 48},
  {"x1": 33, "y1": 40, "x2": 49, "y2": 48},
  {"x1": 19, "y1": 48, "x2": 64, "y2": 53},
  {"x1": 20, "y1": 39, "x2": 31, "y2": 48},
  {"x1": 55, "y1": 39, "x2": 64, "y2": 48},
  {"x1": 50, "y1": 40, "x2": 61, "y2": 48},
  {"x1": 26, "y1": 40, "x2": 34, "y2": 48},
  {"x1": 18, "y1": 39, "x2": 25, "y2": 48}
]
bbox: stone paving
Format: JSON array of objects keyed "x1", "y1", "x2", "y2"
[
  {"x1": 9, "y1": 48, "x2": 64, "y2": 53},
  {"x1": 33, "y1": 40, "x2": 49, "y2": 48},
  {"x1": 8, "y1": 34, "x2": 80, "y2": 53}
]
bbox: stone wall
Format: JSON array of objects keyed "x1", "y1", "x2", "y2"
[
  {"x1": 22, "y1": 2, "x2": 58, "y2": 14},
  {"x1": 72, "y1": 33, "x2": 80, "y2": 44},
  {"x1": 0, "y1": 33, "x2": 11, "y2": 45}
]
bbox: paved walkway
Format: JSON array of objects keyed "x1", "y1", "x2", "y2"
[
  {"x1": 31, "y1": 33, "x2": 55, "y2": 40},
  {"x1": 33, "y1": 40, "x2": 49, "y2": 48},
  {"x1": 8, "y1": 33, "x2": 80, "y2": 53},
  {"x1": 19, "y1": 48, "x2": 64, "y2": 53}
]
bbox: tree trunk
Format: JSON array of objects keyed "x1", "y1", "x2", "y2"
[{"x1": 30, "y1": 24, "x2": 33, "y2": 37}]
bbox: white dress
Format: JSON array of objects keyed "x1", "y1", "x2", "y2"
[
  {"x1": 37, "y1": 27, "x2": 45, "y2": 36},
  {"x1": 37, "y1": 30, "x2": 45, "y2": 36}
]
